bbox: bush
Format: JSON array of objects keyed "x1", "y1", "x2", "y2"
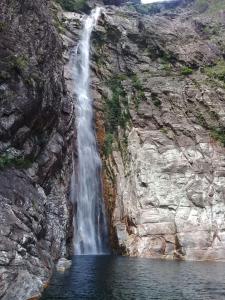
[
  {"x1": 181, "y1": 66, "x2": 193, "y2": 76},
  {"x1": 205, "y1": 61, "x2": 225, "y2": 82},
  {"x1": 55, "y1": 0, "x2": 87, "y2": 11}
]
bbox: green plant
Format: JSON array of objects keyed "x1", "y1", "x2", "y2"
[
  {"x1": 11, "y1": 55, "x2": 28, "y2": 73},
  {"x1": 151, "y1": 92, "x2": 161, "y2": 107},
  {"x1": 195, "y1": 0, "x2": 225, "y2": 14},
  {"x1": 0, "y1": 21, "x2": 6, "y2": 32},
  {"x1": 160, "y1": 127, "x2": 168, "y2": 134},
  {"x1": 103, "y1": 133, "x2": 114, "y2": 157},
  {"x1": 196, "y1": 113, "x2": 208, "y2": 127},
  {"x1": 210, "y1": 128, "x2": 225, "y2": 146},
  {"x1": 133, "y1": 3, "x2": 161, "y2": 15},
  {"x1": 180, "y1": 66, "x2": 193, "y2": 76},
  {"x1": 205, "y1": 61, "x2": 225, "y2": 83},
  {"x1": 162, "y1": 63, "x2": 172, "y2": 74},
  {"x1": 55, "y1": 0, "x2": 87, "y2": 11},
  {"x1": 131, "y1": 75, "x2": 146, "y2": 109},
  {"x1": 0, "y1": 154, "x2": 33, "y2": 169},
  {"x1": 105, "y1": 75, "x2": 129, "y2": 133}
]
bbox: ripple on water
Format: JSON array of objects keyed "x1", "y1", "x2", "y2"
[{"x1": 40, "y1": 256, "x2": 225, "y2": 300}]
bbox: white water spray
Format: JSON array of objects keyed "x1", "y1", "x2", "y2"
[{"x1": 71, "y1": 8, "x2": 109, "y2": 255}]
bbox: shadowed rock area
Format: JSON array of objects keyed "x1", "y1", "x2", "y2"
[{"x1": 0, "y1": 0, "x2": 74, "y2": 299}]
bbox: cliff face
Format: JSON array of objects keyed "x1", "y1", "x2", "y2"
[
  {"x1": 0, "y1": 1, "x2": 74, "y2": 299},
  {"x1": 91, "y1": 1, "x2": 225, "y2": 260},
  {"x1": 2, "y1": 0, "x2": 225, "y2": 297}
]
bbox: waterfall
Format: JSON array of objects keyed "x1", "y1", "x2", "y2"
[{"x1": 71, "y1": 8, "x2": 109, "y2": 255}]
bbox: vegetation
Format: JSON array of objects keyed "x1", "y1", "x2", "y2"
[
  {"x1": 131, "y1": 3, "x2": 161, "y2": 15},
  {"x1": 0, "y1": 154, "x2": 33, "y2": 169},
  {"x1": 131, "y1": 75, "x2": 146, "y2": 109},
  {"x1": 103, "y1": 133, "x2": 114, "y2": 157},
  {"x1": 195, "y1": 0, "x2": 225, "y2": 14},
  {"x1": 180, "y1": 66, "x2": 193, "y2": 76},
  {"x1": 55, "y1": 0, "x2": 87, "y2": 11},
  {"x1": 11, "y1": 55, "x2": 28, "y2": 73},
  {"x1": 210, "y1": 128, "x2": 225, "y2": 146},
  {"x1": 205, "y1": 60, "x2": 225, "y2": 83},
  {"x1": 103, "y1": 75, "x2": 130, "y2": 157},
  {"x1": 105, "y1": 75, "x2": 129, "y2": 133},
  {"x1": 0, "y1": 21, "x2": 6, "y2": 32},
  {"x1": 196, "y1": 113, "x2": 208, "y2": 128}
]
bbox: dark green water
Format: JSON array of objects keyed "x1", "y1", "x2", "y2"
[{"x1": 41, "y1": 256, "x2": 225, "y2": 300}]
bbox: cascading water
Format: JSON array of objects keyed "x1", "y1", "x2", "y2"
[{"x1": 71, "y1": 8, "x2": 109, "y2": 255}]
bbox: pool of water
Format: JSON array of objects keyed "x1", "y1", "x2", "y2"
[{"x1": 41, "y1": 256, "x2": 225, "y2": 300}]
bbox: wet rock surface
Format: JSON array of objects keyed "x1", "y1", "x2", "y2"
[
  {"x1": 0, "y1": 1, "x2": 74, "y2": 299},
  {"x1": 56, "y1": 258, "x2": 72, "y2": 272}
]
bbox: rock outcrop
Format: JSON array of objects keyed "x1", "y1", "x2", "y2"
[
  {"x1": 0, "y1": 1, "x2": 74, "y2": 299},
  {"x1": 90, "y1": 0, "x2": 225, "y2": 260},
  {"x1": 2, "y1": 0, "x2": 225, "y2": 298}
]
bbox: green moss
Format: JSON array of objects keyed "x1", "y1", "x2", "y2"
[
  {"x1": 151, "y1": 92, "x2": 161, "y2": 107},
  {"x1": 132, "y1": 3, "x2": 161, "y2": 15},
  {"x1": 180, "y1": 66, "x2": 193, "y2": 76},
  {"x1": 0, "y1": 155, "x2": 33, "y2": 170},
  {"x1": 54, "y1": 18, "x2": 66, "y2": 34},
  {"x1": 131, "y1": 75, "x2": 146, "y2": 109},
  {"x1": 160, "y1": 127, "x2": 168, "y2": 134},
  {"x1": 0, "y1": 21, "x2": 6, "y2": 32},
  {"x1": 11, "y1": 55, "x2": 28, "y2": 73},
  {"x1": 210, "y1": 111, "x2": 219, "y2": 120},
  {"x1": 162, "y1": 63, "x2": 172, "y2": 74},
  {"x1": 210, "y1": 128, "x2": 225, "y2": 146},
  {"x1": 105, "y1": 75, "x2": 129, "y2": 134},
  {"x1": 196, "y1": 113, "x2": 208, "y2": 127},
  {"x1": 103, "y1": 133, "x2": 114, "y2": 157},
  {"x1": 55, "y1": 0, "x2": 87, "y2": 11}
]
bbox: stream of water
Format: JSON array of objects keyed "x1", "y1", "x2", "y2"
[{"x1": 70, "y1": 8, "x2": 108, "y2": 255}]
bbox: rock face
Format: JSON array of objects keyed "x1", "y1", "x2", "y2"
[
  {"x1": 0, "y1": 1, "x2": 74, "y2": 299},
  {"x1": 90, "y1": 1, "x2": 225, "y2": 260}
]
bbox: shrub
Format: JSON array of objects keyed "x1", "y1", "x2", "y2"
[
  {"x1": 181, "y1": 66, "x2": 193, "y2": 76},
  {"x1": 210, "y1": 128, "x2": 225, "y2": 146},
  {"x1": 205, "y1": 61, "x2": 225, "y2": 83}
]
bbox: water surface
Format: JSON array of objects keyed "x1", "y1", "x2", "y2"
[{"x1": 41, "y1": 256, "x2": 225, "y2": 300}]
